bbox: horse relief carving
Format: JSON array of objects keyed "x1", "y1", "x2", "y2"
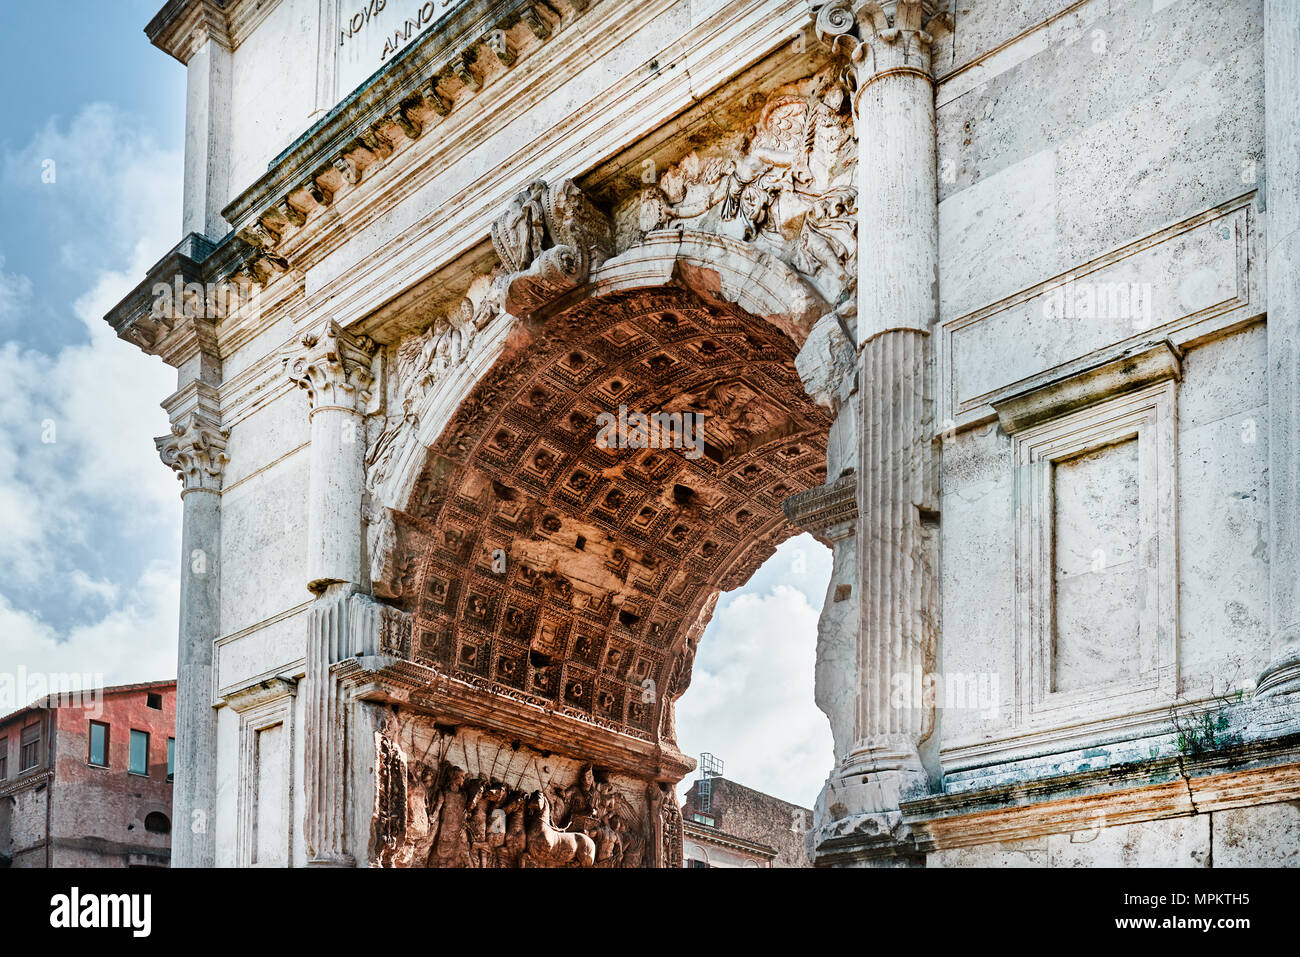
[{"x1": 372, "y1": 734, "x2": 653, "y2": 867}]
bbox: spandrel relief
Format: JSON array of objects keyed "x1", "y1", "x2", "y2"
[{"x1": 638, "y1": 70, "x2": 858, "y2": 307}]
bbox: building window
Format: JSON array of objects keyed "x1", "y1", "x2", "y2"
[
  {"x1": 167, "y1": 737, "x2": 175, "y2": 782},
  {"x1": 129, "y1": 729, "x2": 149, "y2": 776},
  {"x1": 144, "y1": 812, "x2": 171, "y2": 835},
  {"x1": 0, "y1": 736, "x2": 7, "y2": 780},
  {"x1": 89, "y1": 721, "x2": 110, "y2": 767},
  {"x1": 146, "y1": 693, "x2": 163, "y2": 710},
  {"x1": 20, "y1": 721, "x2": 41, "y2": 772}
]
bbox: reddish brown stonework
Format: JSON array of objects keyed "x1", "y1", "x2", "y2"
[
  {"x1": 0, "y1": 680, "x2": 175, "y2": 867},
  {"x1": 681, "y1": 776, "x2": 813, "y2": 868}
]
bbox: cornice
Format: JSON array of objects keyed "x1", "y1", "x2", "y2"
[
  {"x1": 682, "y1": 820, "x2": 778, "y2": 859},
  {"x1": 220, "y1": 675, "x2": 299, "y2": 713},
  {"x1": 104, "y1": 232, "x2": 224, "y2": 369},
  {"x1": 221, "y1": 0, "x2": 595, "y2": 258},
  {"x1": 145, "y1": 0, "x2": 233, "y2": 64},
  {"x1": 903, "y1": 732, "x2": 1300, "y2": 852},
  {"x1": 782, "y1": 473, "x2": 857, "y2": 540},
  {"x1": 0, "y1": 768, "x2": 54, "y2": 800},
  {"x1": 991, "y1": 338, "x2": 1182, "y2": 435}
]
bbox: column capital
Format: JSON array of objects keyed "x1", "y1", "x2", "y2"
[
  {"x1": 812, "y1": 1, "x2": 952, "y2": 83},
  {"x1": 156, "y1": 411, "x2": 230, "y2": 494},
  {"x1": 283, "y1": 321, "x2": 379, "y2": 414}
]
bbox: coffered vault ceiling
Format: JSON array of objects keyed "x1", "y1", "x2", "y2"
[{"x1": 386, "y1": 283, "x2": 830, "y2": 743}]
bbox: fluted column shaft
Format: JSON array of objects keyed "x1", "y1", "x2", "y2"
[
  {"x1": 1260, "y1": 0, "x2": 1300, "y2": 696},
  {"x1": 284, "y1": 322, "x2": 377, "y2": 865},
  {"x1": 157, "y1": 408, "x2": 230, "y2": 867},
  {"x1": 816, "y1": 1, "x2": 946, "y2": 786}
]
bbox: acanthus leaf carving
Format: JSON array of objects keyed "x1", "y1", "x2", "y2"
[
  {"x1": 283, "y1": 320, "x2": 379, "y2": 413},
  {"x1": 810, "y1": 1, "x2": 953, "y2": 78},
  {"x1": 155, "y1": 411, "x2": 230, "y2": 493}
]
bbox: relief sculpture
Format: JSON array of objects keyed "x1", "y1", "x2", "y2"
[
  {"x1": 640, "y1": 70, "x2": 857, "y2": 306},
  {"x1": 371, "y1": 727, "x2": 654, "y2": 868}
]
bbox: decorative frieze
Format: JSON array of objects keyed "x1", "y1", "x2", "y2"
[{"x1": 639, "y1": 70, "x2": 858, "y2": 308}]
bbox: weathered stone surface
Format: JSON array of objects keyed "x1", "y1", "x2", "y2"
[
  {"x1": 102, "y1": 0, "x2": 1300, "y2": 867},
  {"x1": 1212, "y1": 802, "x2": 1300, "y2": 867}
]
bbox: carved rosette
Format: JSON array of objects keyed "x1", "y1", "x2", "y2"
[
  {"x1": 813, "y1": 0, "x2": 952, "y2": 85},
  {"x1": 283, "y1": 320, "x2": 379, "y2": 413},
  {"x1": 156, "y1": 412, "x2": 231, "y2": 493}
]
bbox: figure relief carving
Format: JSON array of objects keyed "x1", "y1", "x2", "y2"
[
  {"x1": 365, "y1": 296, "x2": 481, "y2": 521},
  {"x1": 639, "y1": 71, "x2": 857, "y2": 305},
  {"x1": 489, "y1": 178, "x2": 614, "y2": 316},
  {"x1": 370, "y1": 727, "x2": 653, "y2": 867}
]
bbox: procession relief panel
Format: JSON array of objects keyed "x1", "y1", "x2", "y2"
[
  {"x1": 356, "y1": 71, "x2": 852, "y2": 865},
  {"x1": 371, "y1": 717, "x2": 680, "y2": 868}
]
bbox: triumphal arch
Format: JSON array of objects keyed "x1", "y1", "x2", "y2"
[{"x1": 108, "y1": 0, "x2": 1300, "y2": 867}]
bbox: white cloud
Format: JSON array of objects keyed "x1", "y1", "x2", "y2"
[
  {"x1": 0, "y1": 256, "x2": 32, "y2": 326},
  {"x1": 69, "y1": 569, "x2": 120, "y2": 605},
  {"x1": 0, "y1": 560, "x2": 178, "y2": 714},
  {"x1": 0, "y1": 105, "x2": 183, "y2": 699},
  {"x1": 675, "y1": 577, "x2": 835, "y2": 809},
  {"x1": 3, "y1": 103, "x2": 181, "y2": 271}
]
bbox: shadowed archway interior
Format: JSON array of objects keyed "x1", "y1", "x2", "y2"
[{"x1": 386, "y1": 281, "x2": 831, "y2": 748}]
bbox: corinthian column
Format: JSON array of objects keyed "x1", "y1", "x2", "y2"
[
  {"x1": 1259, "y1": 1, "x2": 1300, "y2": 697},
  {"x1": 284, "y1": 321, "x2": 378, "y2": 594},
  {"x1": 813, "y1": 0, "x2": 949, "y2": 830},
  {"x1": 284, "y1": 321, "x2": 377, "y2": 865},
  {"x1": 156, "y1": 401, "x2": 229, "y2": 868}
]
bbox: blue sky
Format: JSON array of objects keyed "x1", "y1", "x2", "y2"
[{"x1": 0, "y1": 1, "x2": 833, "y2": 808}]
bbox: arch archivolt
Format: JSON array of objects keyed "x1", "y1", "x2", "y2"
[{"x1": 349, "y1": 67, "x2": 860, "y2": 867}]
